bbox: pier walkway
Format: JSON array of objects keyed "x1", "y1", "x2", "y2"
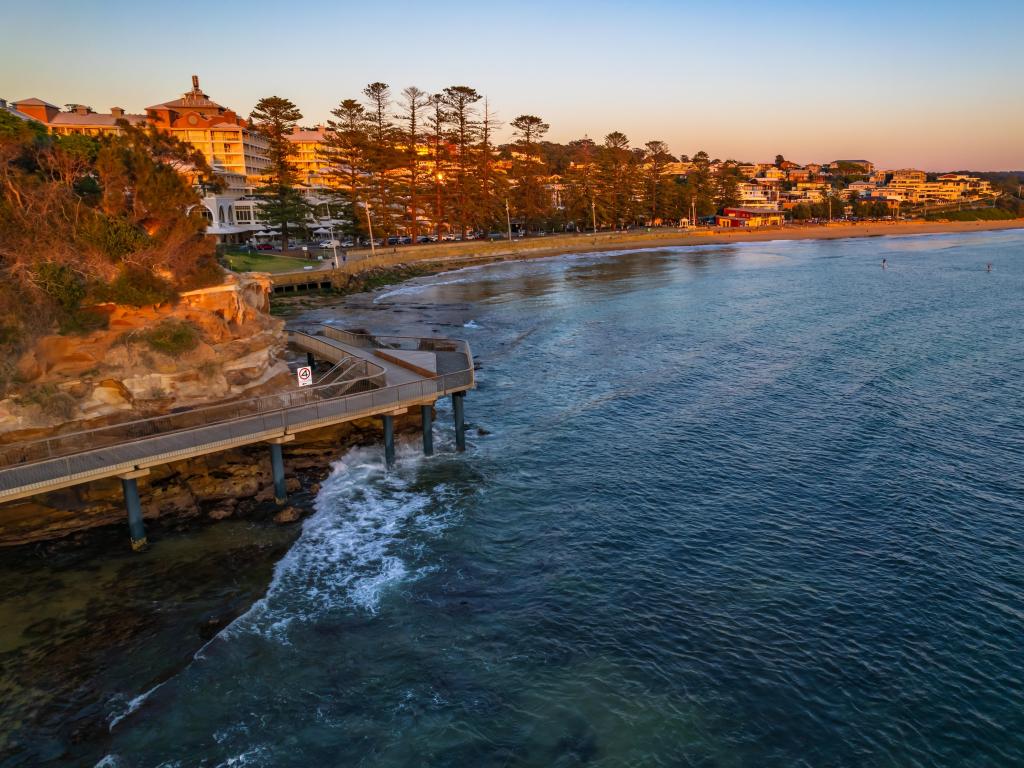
[{"x1": 0, "y1": 329, "x2": 474, "y2": 547}]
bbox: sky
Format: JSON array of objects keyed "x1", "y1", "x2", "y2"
[{"x1": 2, "y1": 0, "x2": 1022, "y2": 170}]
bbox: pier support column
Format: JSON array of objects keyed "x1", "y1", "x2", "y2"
[
  {"x1": 306, "y1": 352, "x2": 316, "y2": 368},
  {"x1": 270, "y1": 444, "x2": 287, "y2": 504},
  {"x1": 382, "y1": 414, "x2": 395, "y2": 468},
  {"x1": 119, "y1": 469, "x2": 150, "y2": 551},
  {"x1": 452, "y1": 392, "x2": 466, "y2": 452},
  {"x1": 421, "y1": 404, "x2": 434, "y2": 456},
  {"x1": 266, "y1": 436, "x2": 294, "y2": 505}
]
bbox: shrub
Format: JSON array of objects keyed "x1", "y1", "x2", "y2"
[
  {"x1": 58, "y1": 307, "x2": 109, "y2": 335},
  {"x1": 34, "y1": 263, "x2": 85, "y2": 313},
  {"x1": 925, "y1": 207, "x2": 1015, "y2": 223},
  {"x1": 92, "y1": 266, "x2": 178, "y2": 307},
  {"x1": 80, "y1": 214, "x2": 150, "y2": 261},
  {"x1": 21, "y1": 384, "x2": 77, "y2": 421},
  {"x1": 197, "y1": 360, "x2": 220, "y2": 380},
  {"x1": 139, "y1": 320, "x2": 199, "y2": 356}
]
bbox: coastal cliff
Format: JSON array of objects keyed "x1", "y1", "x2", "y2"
[
  {"x1": 0, "y1": 273, "x2": 290, "y2": 439},
  {"x1": 0, "y1": 272, "x2": 425, "y2": 547}
]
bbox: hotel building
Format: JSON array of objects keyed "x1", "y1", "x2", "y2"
[{"x1": 145, "y1": 77, "x2": 270, "y2": 184}]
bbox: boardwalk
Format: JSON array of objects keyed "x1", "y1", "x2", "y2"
[{"x1": 0, "y1": 329, "x2": 474, "y2": 507}]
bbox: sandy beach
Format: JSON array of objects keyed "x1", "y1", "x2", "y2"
[{"x1": 334, "y1": 218, "x2": 1024, "y2": 277}]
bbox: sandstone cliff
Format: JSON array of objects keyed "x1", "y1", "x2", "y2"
[{"x1": 0, "y1": 273, "x2": 291, "y2": 441}]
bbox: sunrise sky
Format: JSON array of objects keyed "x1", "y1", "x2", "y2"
[{"x1": 3, "y1": 0, "x2": 1022, "y2": 170}]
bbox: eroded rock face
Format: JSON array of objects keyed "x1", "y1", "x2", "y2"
[
  {"x1": 2, "y1": 274, "x2": 288, "y2": 438},
  {"x1": 0, "y1": 414, "x2": 420, "y2": 547}
]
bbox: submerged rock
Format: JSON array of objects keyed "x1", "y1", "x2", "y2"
[{"x1": 273, "y1": 506, "x2": 301, "y2": 525}]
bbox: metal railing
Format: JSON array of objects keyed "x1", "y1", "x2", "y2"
[{"x1": 0, "y1": 331, "x2": 473, "y2": 495}]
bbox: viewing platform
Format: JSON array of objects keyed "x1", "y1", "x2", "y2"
[{"x1": 0, "y1": 329, "x2": 474, "y2": 549}]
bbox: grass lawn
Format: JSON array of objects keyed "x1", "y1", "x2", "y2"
[{"x1": 223, "y1": 250, "x2": 320, "y2": 274}]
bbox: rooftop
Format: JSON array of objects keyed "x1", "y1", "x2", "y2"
[{"x1": 147, "y1": 75, "x2": 225, "y2": 112}]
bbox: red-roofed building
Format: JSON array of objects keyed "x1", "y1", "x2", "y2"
[
  {"x1": 715, "y1": 208, "x2": 785, "y2": 228},
  {"x1": 12, "y1": 98, "x2": 146, "y2": 136},
  {"x1": 145, "y1": 76, "x2": 270, "y2": 182}
]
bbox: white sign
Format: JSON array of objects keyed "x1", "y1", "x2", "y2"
[{"x1": 296, "y1": 366, "x2": 313, "y2": 387}]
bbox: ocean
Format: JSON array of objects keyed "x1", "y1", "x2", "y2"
[{"x1": 4, "y1": 229, "x2": 1024, "y2": 766}]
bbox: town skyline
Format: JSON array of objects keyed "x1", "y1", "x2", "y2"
[{"x1": 2, "y1": 0, "x2": 1023, "y2": 171}]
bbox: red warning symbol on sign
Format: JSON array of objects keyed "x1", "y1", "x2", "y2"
[{"x1": 296, "y1": 365, "x2": 313, "y2": 387}]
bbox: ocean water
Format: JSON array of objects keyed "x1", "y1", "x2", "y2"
[{"x1": 15, "y1": 230, "x2": 1024, "y2": 766}]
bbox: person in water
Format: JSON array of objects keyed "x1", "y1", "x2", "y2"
[
  {"x1": 881, "y1": 258, "x2": 887, "y2": 269},
  {"x1": 987, "y1": 263, "x2": 992, "y2": 272}
]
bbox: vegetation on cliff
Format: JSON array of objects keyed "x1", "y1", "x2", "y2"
[{"x1": 0, "y1": 111, "x2": 223, "y2": 389}]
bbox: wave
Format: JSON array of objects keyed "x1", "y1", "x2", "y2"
[{"x1": 105, "y1": 437, "x2": 458, "y2": 737}]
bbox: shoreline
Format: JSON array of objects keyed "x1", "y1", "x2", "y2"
[
  {"x1": 339, "y1": 218, "x2": 1024, "y2": 275},
  {"x1": 270, "y1": 219, "x2": 1024, "y2": 313}
]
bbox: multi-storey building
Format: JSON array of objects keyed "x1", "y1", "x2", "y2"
[
  {"x1": 737, "y1": 182, "x2": 779, "y2": 210},
  {"x1": 287, "y1": 125, "x2": 332, "y2": 187},
  {"x1": 145, "y1": 76, "x2": 270, "y2": 184},
  {"x1": 936, "y1": 174, "x2": 994, "y2": 198},
  {"x1": 11, "y1": 98, "x2": 146, "y2": 135},
  {"x1": 888, "y1": 169, "x2": 927, "y2": 187}
]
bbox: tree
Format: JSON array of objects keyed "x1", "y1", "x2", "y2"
[
  {"x1": 510, "y1": 114, "x2": 551, "y2": 231},
  {"x1": 715, "y1": 164, "x2": 743, "y2": 210},
  {"x1": 426, "y1": 94, "x2": 449, "y2": 238},
  {"x1": 642, "y1": 140, "x2": 676, "y2": 224},
  {"x1": 362, "y1": 82, "x2": 400, "y2": 236},
  {"x1": 596, "y1": 132, "x2": 640, "y2": 228},
  {"x1": 249, "y1": 96, "x2": 309, "y2": 250},
  {"x1": 441, "y1": 86, "x2": 482, "y2": 237},
  {"x1": 560, "y1": 138, "x2": 599, "y2": 231},
  {"x1": 774, "y1": 154, "x2": 786, "y2": 167},
  {"x1": 0, "y1": 113, "x2": 220, "y2": 367},
  {"x1": 320, "y1": 99, "x2": 370, "y2": 238},
  {"x1": 477, "y1": 98, "x2": 507, "y2": 230},
  {"x1": 679, "y1": 150, "x2": 717, "y2": 219},
  {"x1": 397, "y1": 86, "x2": 430, "y2": 239}
]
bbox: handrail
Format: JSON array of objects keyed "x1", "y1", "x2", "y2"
[
  {"x1": 0, "y1": 331, "x2": 387, "y2": 469},
  {"x1": 0, "y1": 331, "x2": 473, "y2": 487}
]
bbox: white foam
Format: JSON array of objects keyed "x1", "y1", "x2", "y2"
[
  {"x1": 223, "y1": 439, "x2": 457, "y2": 645},
  {"x1": 214, "y1": 746, "x2": 269, "y2": 767},
  {"x1": 105, "y1": 438, "x2": 459, "y2": 733}
]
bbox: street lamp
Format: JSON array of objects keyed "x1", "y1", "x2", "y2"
[
  {"x1": 435, "y1": 172, "x2": 444, "y2": 241},
  {"x1": 324, "y1": 199, "x2": 339, "y2": 268},
  {"x1": 505, "y1": 199, "x2": 513, "y2": 242},
  {"x1": 591, "y1": 198, "x2": 597, "y2": 234},
  {"x1": 365, "y1": 200, "x2": 377, "y2": 257}
]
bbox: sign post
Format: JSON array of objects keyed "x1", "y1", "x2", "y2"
[{"x1": 296, "y1": 366, "x2": 313, "y2": 387}]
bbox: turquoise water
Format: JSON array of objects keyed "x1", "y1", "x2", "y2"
[{"x1": 21, "y1": 231, "x2": 1024, "y2": 766}]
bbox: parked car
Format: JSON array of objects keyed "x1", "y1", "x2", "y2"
[
  {"x1": 318, "y1": 240, "x2": 341, "y2": 249},
  {"x1": 254, "y1": 243, "x2": 273, "y2": 251},
  {"x1": 416, "y1": 235, "x2": 432, "y2": 244},
  {"x1": 341, "y1": 240, "x2": 355, "y2": 248}
]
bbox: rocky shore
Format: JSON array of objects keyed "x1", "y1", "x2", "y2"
[{"x1": 0, "y1": 412, "x2": 422, "y2": 548}]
